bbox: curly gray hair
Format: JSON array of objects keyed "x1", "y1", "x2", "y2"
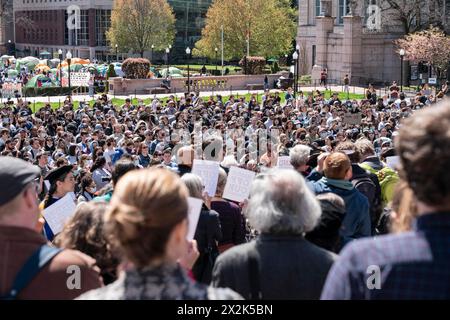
[{"x1": 246, "y1": 169, "x2": 321, "y2": 235}]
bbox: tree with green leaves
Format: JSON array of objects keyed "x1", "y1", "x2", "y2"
[
  {"x1": 107, "y1": 0, "x2": 176, "y2": 58},
  {"x1": 193, "y1": 0, "x2": 297, "y2": 60}
]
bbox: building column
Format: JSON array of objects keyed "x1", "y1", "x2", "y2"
[
  {"x1": 342, "y1": 15, "x2": 363, "y2": 84},
  {"x1": 311, "y1": 15, "x2": 334, "y2": 83}
]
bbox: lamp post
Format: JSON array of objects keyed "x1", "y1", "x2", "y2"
[
  {"x1": 186, "y1": 47, "x2": 191, "y2": 94},
  {"x1": 292, "y1": 51, "x2": 298, "y2": 99},
  {"x1": 115, "y1": 44, "x2": 118, "y2": 62},
  {"x1": 215, "y1": 47, "x2": 218, "y2": 73},
  {"x1": 58, "y1": 49, "x2": 63, "y2": 89},
  {"x1": 165, "y1": 47, "x2": 170, "y2": 75},
  {"x1": 151, "y1": 44, "x2": 154, "y2": 63},
  {"x1": 66, "y1": 51, "x2": 72, "y2": 96},
  {"x1": 295, "y1": 44, "x2": 300, "y2": 96},
  {"x1": 399, "y1": 49, "x2": 405, "y2": 92}
]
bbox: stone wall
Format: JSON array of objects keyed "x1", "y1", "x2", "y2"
[{"x1": 108, "y1": 73, "x2": 288, "y2": 95}]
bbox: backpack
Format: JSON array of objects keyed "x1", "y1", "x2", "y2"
[
  {"x1": 360, "y1": 163, "x2": 399, "y2": 206},
  {"x1": 352, "y1": 174, "x2": 380, "y2": 234}
]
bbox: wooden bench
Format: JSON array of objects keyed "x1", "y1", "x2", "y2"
[{"x1": 246, "y1": 83, "x2": 264, "y2": 90}]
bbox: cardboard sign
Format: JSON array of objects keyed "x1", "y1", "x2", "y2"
[
  {"x1": 277, "y1": 156, "x2": 294, "y2": 169},
  {"x1": 1, "y1": 82, "x2": 22, "y2": 99},
  {"x1": 186, "y1": 197, "x2": 203, "y2": 241},
  {"x1": 343, "y1": 112, "x2": 362, "y2": 125},
  {"x1": 223, "y1": 166, "x2": 256, "y2": 203},
  {"x1": 192, "y1": 160, "x2": 220, "y2": 197},
  {"x1": 42, "y1": 193, "x2": 77, "y2": 235}
]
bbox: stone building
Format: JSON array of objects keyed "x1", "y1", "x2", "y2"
[{"x1": 296, "y1": 0, "x2": 450, "y2": 86}]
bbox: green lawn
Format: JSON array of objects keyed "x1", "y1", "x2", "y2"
[{"x1": 27, "y1": 90, "x2": 365, "y2": 113}]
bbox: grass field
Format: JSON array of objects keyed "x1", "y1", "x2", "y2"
[{"x1": 26, "y1": 91, "x2": 365, "y2": 113}]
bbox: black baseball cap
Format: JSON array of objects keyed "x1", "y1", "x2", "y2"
[
  {"x1": 44, "y1": 165, "x2": 74, "y2": 185},
  {"x1": 0, "y1": 156, "x2": 40, "y2": 206}
]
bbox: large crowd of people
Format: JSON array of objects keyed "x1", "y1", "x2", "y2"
[{"x1": 0, "y1": 82, "x2": 450, "y2": 300}]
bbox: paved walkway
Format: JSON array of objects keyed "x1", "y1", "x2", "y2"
[{"x1": 1, "y1": 85, "x2": 370, "y2": 104}]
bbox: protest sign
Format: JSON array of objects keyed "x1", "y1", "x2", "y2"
[
  {"x1": 62, "y1": 72, "x2": 90, "y2": 87},
  {"x1": 1, "y1": 82, "x2": 22, "y2": 99},
  {"x1": 186, "y1": 197, "x2": 203, "y2": 241},
  {"x1": 386, "y1": 156, "x2": 400, "y2": 170},
  {"x1": 192, "y1": 160, "x2": 220, "y2": 197},
  {"x1": 223, "y1": 166, "x2": 256, "y2": 203},
  {"x1": 277, "y1": 156, "x2": 294, "y2": 169},
  {"x1": 42, "y1": 193, "x2": 77, "y2": 235},
  {"x1": 343, "y1": 112, "x2": 362, "y2": 125}
]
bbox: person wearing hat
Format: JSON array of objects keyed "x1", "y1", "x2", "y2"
[
  {"x1": 40, "y1": 165, "x2": 76, "y2": 242},
  {"x1": 0, "y1": 157, "x2": 102, "y2": 299}
]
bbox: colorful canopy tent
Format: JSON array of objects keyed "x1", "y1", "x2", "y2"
[
  {"x1": 61, "y1": 64, "x2": 85, "y2": 72},
  {"x1": 15, "y1": 56, "x2": 40, "y2": 72},
  {"x1": 58, "y1": 58, "x2": 90, "y2": 68},
  {"x1": 48, "y1": 58, "x2": 61, "y2": 68},
  {"x1": 7, "y1": 69, "x2": 19, "y2": 78},
  {"x1": 25, "y1": 74, "x2": 56, "y2": 88},
  {"x1": 35, "y1": 65, "x2": 51, "y2": 73},
  {"x1": 0, "y1": 55, "x2": 15, "y2": 67},
  {"x1": 39, "y1": 51, "x2": 52, "y2": 59}
]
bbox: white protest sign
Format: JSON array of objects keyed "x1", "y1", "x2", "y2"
[
  {"x1": 386, "y1": 156, "x2": 400, "y2": 170},
  {"x1": 62, "y1": 72, "x2": 90, "y2": 87},
  {"x1": 223, "y1": 166, "x2": 256, "y2": 203},
  {"x1": 277, "y1": 156, "x2": 294, "y2": 169},
  {"x1": 192, "y1": 160, "x2": 220, "y2": 197},
  {"x1": 186, "y1": 197, "x2": 203, "y2": 241},
  {"x1": 1, "y1": 82, "x2": 22, "y2": 99},
  {"x1": 42, "y1": 193, "x2": 77, "y2": 235},
  {"x1": 343, "y1": 112, "x2": 363, "y2": 125},
  {"x1": 429, "y1": 78, "x2": 437, "y2": 85}
]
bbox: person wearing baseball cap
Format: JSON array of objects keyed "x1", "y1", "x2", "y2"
[{"x1": 0, "y1": 157, "x2": 101, "y2": 299}]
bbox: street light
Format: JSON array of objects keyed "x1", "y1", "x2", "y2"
[
  {"x1": 215, "y1": 47, "x2": 219, "y2": 73},
  {"x1": 295, "y1": 44, "x2": 300, "y2": 96},
  {"x1": 399, "y1": 49, "x2": 405, "y2": 92},
  {"x1": 292, "y1": 51, "x2": 299, "y2": 98},
  {"x1": 115, "y1": 44, "x2": 118, "y2": 62},
  {"x1": 186, "y1": 47, "x2": 191, "y2": 94},
  {"x1": 66, "y1": 51, "x2": 72, "y2": 96},
  {"x1": 165, "y1": 47, "x2": 170, "y2": 75},
  {"x1": 151, "y1": 44, "x2": 154, "y2": 62},
  {"x1": 58, "y1": 49, "x2": 63, "y2": 90}
]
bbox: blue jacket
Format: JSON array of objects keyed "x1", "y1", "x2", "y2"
[{"x1": 309, "y1": 177, "x2": 371, "y2": 247}]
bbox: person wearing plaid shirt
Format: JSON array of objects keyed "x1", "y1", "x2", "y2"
[{"x1": 321, "y1": 101, "x2": 450, "y2": 300}]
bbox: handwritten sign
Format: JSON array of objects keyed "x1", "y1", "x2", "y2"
[
  {"x1": 343, "y1": 112, "x2": 362, "y2": 125},
  {"x1": 1, "y1": 82, "x2": 22, "y2": 99},
  {"x1": 62, "y1": 72, "x2": 90, "y2": 87},
  {"x1": 277, "y1": 156, "x2": 294, "y2": 170},
  {"x1": 192, "y1": 160, "x2": 220, "y2": 197},
  {"x1": 42, "y1": 193, "x2": 77, "y2": 235},
  {"x1": 186, "y1": 197, "x2": 203, "y2": 241},
  {"x1": 223, "y1": 166, "x2": 256, "y2": 203}
]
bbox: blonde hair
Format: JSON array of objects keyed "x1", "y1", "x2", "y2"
[
  {"x1": 390, "y1": 181, "x2": 417, "y2": 233},
  {"x1": 105, "y1": 167, "x2": 188, "y2": 268}
]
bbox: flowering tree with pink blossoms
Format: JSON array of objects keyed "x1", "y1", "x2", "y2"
[{"x1": 395, "y1": 27, "x2": 450, "y2": 79}]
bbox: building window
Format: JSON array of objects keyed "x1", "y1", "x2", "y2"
[
  {"x1": 312, "y1": 45, "x2": 316, "y2": 67},
  {"x1": 95, "y1": 9, "x2": 111, "y2": 47},
  {"x1": 338, "y1": 0, "x2": 350, "y2": 24},
  {"x1": 315, "y1": 0, "x2": 321, "y2": 16},
  {"x1": 64, "y1": 9, "x2": 90, "y2": 46}
]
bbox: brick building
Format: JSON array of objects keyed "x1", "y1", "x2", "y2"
[{"x1": 13, "y1": 0, "x2": 112, "y2": 60}]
